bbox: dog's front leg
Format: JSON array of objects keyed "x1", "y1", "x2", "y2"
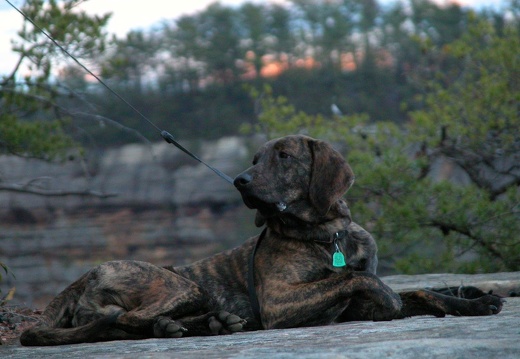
[
  {"x1": 259, "y1": 271, "x2": 402, "y2": 329},
  {"x1": 396, "y1": 289, "x2": 505, "y2": 318}
]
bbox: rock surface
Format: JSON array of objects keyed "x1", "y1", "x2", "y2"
[{"x1": 1, "y1": 272, "x2": 519, "y2": 358}]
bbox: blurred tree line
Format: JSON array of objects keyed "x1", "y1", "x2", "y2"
[
  {"x1": 55, "y1": 0, "x2": 514, "y2": 144},
  {"x1": 1, "y1": 0, "x2": 518, "y2": 274}
]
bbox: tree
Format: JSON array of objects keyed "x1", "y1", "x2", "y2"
[
  {"x1": 266, "y1": 4, "x2": 295, "y2": 66},
  {"x1": 101, "y1": 30, "x2": 158, "y2": 93},
  {"x1": 161, "y1": 14, "x2": 205, "y2": 93},
  {"x1": 0, "y1": 0, "x2": 114, "y2": 289},
  {"x1": 237, "y1": 3, "x2": 269, "y2": 78},
  {"x1": 0, "y1": 0, "x2": 111, "y2": 196},
  {"x1": 196, "y1": 3, "x2": 243, "y2": 83},
  {"x1": 245, "y1": 14, "x2": 519, "y2": 274}
]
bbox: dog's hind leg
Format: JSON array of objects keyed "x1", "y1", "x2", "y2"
[
  {"x1": 111, "y1": 285, "x2": 209, "y2": 338},
  {"x1": 112, "y1": 279, "x2": 246, "y2": 338}
]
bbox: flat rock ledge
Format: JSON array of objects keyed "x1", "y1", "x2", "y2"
[{"x1": 2, "y1": 272, "x2": 520, "y2": 359}]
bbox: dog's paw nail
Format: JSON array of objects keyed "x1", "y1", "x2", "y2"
[
  {"x1": 225, "y1": 314, "x2": 242, "y2": 325},
  {"x1": 154, "y1": 317, "x2": 187, "y2": 338},
  {"x1": 209, "y1": 316, "x2": 223, "y2": 334},
  {"x1": 167, "y1": 324, "x2": 187, "y2": 338},
  {"x1": 489, "y1": 305, "x2": 498, "y2": 312},
  {"x1": 217, "y1": 311, "x2": 231, "y2": 321},
  {"x1": 166, "y1": 327, "x2": 185, "y2": 338},
  {"x1": 158, "y1": 318, "x2": 170, "y2": 327},
  {"x1": 227, "y1": 323, "x2": 244, "y2": 332}
]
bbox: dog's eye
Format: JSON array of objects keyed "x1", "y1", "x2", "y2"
[{"x1": 279, "y1": 151, "x2": 291, "y2": 159}]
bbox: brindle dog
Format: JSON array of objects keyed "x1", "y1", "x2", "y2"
[{"x1": 21, "y1": 135, "x2": 504, "y2": 346}]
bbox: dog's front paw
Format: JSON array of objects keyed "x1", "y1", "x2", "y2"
[
  {"x1": 208, "y1": 311, "x2": 247, "y2": 335},
  {"x1": 468, "y1": 294, "x2": 506, "y2": 316},
  {"x1": 371, "y1": 287, "x2": 403, "y2": 321},
  {"x1": 153, "y1": 316, "x2": 188, "y2": 338}
]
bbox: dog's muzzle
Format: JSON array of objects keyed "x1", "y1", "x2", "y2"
[
  {"x1": 234, "y1": 173, "x2": 287, "y2": 213},
  {"x1": 233, "y1": 172, "x2": 252, "y2": 189}
]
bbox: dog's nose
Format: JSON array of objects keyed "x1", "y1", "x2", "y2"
[{"x1": 234, "y1": 173, "x2": 252, "y2": 188}]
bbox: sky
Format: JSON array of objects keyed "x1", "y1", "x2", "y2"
[{"x1": 0, "y1": 0, "x2": 508, "y2": 76}]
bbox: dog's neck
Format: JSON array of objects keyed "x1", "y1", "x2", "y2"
[{"x1": 261, "y1": 200, "x2": 352, "y2": 242}]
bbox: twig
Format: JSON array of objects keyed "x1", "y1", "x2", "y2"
[{"x1": 0, "y1": 183, "x2": 116, "y2": 198}]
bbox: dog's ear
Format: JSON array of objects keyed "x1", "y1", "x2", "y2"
[{"x1": 309, "y1": 139, "x2": 354, "y2": 215}]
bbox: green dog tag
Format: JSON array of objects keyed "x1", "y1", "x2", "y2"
[{"x1": 333, "y1": 251, "x2": 346, "y2": 267}]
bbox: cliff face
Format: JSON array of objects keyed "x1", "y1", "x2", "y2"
[{"x1": 0, "y1": 136, "x2": 264, "y2": 308}]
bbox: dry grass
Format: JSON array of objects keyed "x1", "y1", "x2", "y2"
[{"x1": 0, "y1": 305, "x2": 41, "y2": 346}]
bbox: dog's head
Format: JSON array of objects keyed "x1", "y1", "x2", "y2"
[{"x1": 234, "y1": 135, "x2": 354, "y2": 227}]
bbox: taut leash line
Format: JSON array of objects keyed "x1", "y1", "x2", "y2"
[
  {"x1": 5, "y1": 0, "x2": 234, "y2": 185},
  {"x1": 161, "y1": 131, "x2": 233, "y2": 184}
]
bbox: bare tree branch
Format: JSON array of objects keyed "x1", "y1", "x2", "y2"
[
  {"x1": 72, "y1": 111, "x2": 154, "y2": 147},
  {"x1": 428, "y1": 219, "x2": 504, "y2": 262},
  {"x1": 0, "y1": 182, "x2": 116, "y2": 198}
]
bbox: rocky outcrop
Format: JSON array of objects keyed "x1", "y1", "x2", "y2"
[
  {"x1": 0, "y1": 136, "x2": 263, "y2": 209},
  {"x1": 1, "y1": 273, "x2": 519, "y2": 358}
]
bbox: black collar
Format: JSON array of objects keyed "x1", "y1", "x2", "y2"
[
  {"x1": 247, "y1": 228, "x2": 267, "y2": 327},
  {"x1": 313, "y1": 229, "x2": 349, "y2": 243},
  {"x1": 247, "y1": 227, "x2": 349, "y2": 327}
]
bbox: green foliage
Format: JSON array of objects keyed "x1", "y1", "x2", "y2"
[
  {"x1": 242, "y1": 85, "x2": 354, "y2": 137},
  {"x1": 245, "y1": 15, "x2": 520, "y2": 274},
  {"x1": 0, "y1": 263, "x2": 9, "y2": 282},
  {"x1": 0, "y1": 113, "x2": 73, "y2": 159},
  {"x1": 241, "y1": 84, "x2": 370, "y2": 142},
  {"x1": 0, "y1": 0, "x2": 110, "y2": 159},
  {"x1": 410, "y1": 14, "x2": 519, "y2": 155}
]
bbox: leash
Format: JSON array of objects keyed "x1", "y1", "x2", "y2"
[
  {"x1": 5, "y1": 0, "x2": 234, "y2": 185},
  {"x1": 161, "y1": 132, "x2": 233, "y2": 184},
  {"x1": 247, "y1": 227, "x2": 267, "y2": 327},
  {"x1": 247, "y1": 227, "x2": 349, "y2": 327}
]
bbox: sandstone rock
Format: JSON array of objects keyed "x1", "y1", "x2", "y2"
[{"x1": 1, "y1": 273, "x2": 519, "y2": 358}]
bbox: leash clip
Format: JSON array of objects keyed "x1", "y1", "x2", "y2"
[
  {"x1": 161, "y1": 130, "x2": 234, "y2": 185},
  {"x1": 161, "y1": 130, "x2": 175, "y2": 144},
  {"x1": 334, "y1": 231, "x2": 347, "y2": 240}
]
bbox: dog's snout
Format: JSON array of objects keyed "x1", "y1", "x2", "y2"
[{"x1": 234, "y1": 173, "x2": 252, "y2": 188}]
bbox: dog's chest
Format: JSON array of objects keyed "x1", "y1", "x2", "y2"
[{"x1": 256, "y1": 238, "x2": 350, "y2": 283}]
